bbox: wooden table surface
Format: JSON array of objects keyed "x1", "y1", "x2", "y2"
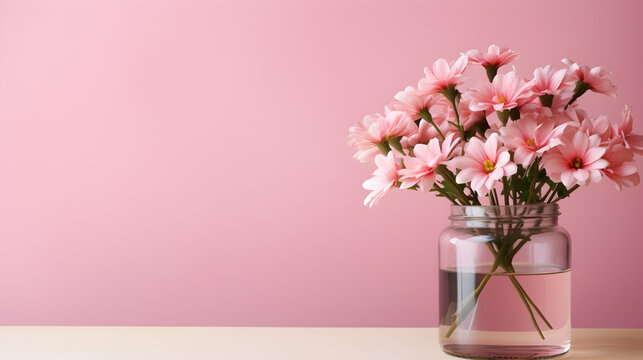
[{"x1": 0, "y1": 327, "x2": 641, "y2": 359}]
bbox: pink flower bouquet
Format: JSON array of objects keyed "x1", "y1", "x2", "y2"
[
  {"x1": 347, "y1": 45, "x2": 642, "y2": 341},
  {"x1": 348, "y1": 45, "x2": 641, "y2": 208}
]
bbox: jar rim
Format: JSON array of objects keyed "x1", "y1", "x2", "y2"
[
  {"x1": 450, "y1": 203, "x2": 560, "y2": 209},
  {"x1": 449, "y1": 204, "x2": 560, "y2": 220}
]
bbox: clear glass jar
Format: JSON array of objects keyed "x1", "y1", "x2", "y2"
[{"x1": 439, "y1": 204, "x2": 571, "y2": 359}]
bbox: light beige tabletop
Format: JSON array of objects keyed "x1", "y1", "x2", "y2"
[{"x1": 0, "y1": 327, "x2": 641, "y2": 359}]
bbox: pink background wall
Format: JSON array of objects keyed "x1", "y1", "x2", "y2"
[{"x1": 1, "y1": 0, "x2": 642, "y2": 327}]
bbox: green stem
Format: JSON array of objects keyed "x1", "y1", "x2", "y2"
[
  {"x1": 488, "y1": 192, "x2": 497, "y2": 206},
  {"x1": 508, "y1": 276, "x2": 545, "y2": 340},
  {"x1": 525, "y1": 159, "x2": 541, "y2": 204},
  {"x1": 445, "y1": 257, "x2": 501, "y2": 338},
  {"x1": 509, "y1": 275, "x2": 554, "y2": 330},
  {"x1": 565, "y1": 81, "x2": 590, "y2": 109},
  {"x1": 551, "y1": 184, "x2": 580, "y2": 203},
  {"x1": 510, "y1": 237, "x2": 529, "y2": 258},
  {"x1": 491, "y1": 189, "x2": 500, "y2": 206},
  {"x1": 445, "y1": 239, "x2": 510, "y2": 338},
  {"x1": 436, "y1": 165, "x2": 471, "y2": 205},
  {"x1": 546, "y1": 184, "x2": 559, "y2": 203},
  {"x1": 429, "y1": 119, "x2": 445, "y2": 140},
  {"x1": 431, "y1": 183, "x2": 458, "y2": 205},
  {"x1": 533, "y1": 181, "x2": 547, "y2": 202},
  {"x1": 445, "y1": 233, "x2": 554, "y2": 339},
  {"x1": 541, "y1": 185, "x2": 554, "y2": 202},
  {"x1": 485, "y1": 241, "x2": 498, "y2": 256},
  {"x1": 440, "y1": 86, "x2": 466, "y2": 141},
  {"x1": 512, "y1": 186, "x2": 518, "y2": 205},
  {"x1": 504, "y1": 262, "x2": 553, "y2": 331},
  {"x1": 419, "y1": 109, "x2": 445, "y2": 140}
]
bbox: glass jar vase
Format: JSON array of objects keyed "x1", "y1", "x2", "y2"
[{"x1": 438, "y1": 204, "x2": 571, "y2": 359}]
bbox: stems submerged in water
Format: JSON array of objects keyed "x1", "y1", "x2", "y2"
[{"x1": 445, "y1": 217, "x2": 554, "y2": 339}]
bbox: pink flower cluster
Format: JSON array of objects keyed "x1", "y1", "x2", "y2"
[{"x1": 348, "y1": 45, "x2": 641, "y2": 206}]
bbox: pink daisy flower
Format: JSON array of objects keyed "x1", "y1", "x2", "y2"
[
  {"x1": 362, "y1": 152, "x2": 401, "y2": 207},
  {"x1": 610, "y1": 105, "x2": 643, "y2": 154},
  {"x1": 578, "y1": 114, "x2": 612, "y2": 143},
  {"x1": 531, "y1": 65, "x2": 569, "y2": 96},
  {"x1": 401, "y1": 119, "x2": 450, "y2": 149},
  {"x1": 562, "y1": 58, "x2": 617, "y2": 97},
  {"x1": 468, "y1": 71, "x2": 534, "y2": 112},
  {"x1": 448, "y1": 133, "x2": 518, "y2": 196},
  {"x1": 499, "y1": 112, "x2": 568, "y2": 167},
  {"x1": 418, "y1": 54, "x2": 469, "y2": 94},
  {"x1": 601, "y1": 143, "x2": 640, "y2": 191},
  {"x1": 392, "y1": 86, "x2": 446, "y2": 120},
  {"x1": 466, "y1": 44, "x2": 518, "y2": 67},
  {"x1": 542, "y1": 131, "x2": 609, "y2": 188},
  {"x1": 347, "y1": 113, "x2": 384, "y2": 162},
  {"x1": 399, "y1": 133, "x2": 460, "y2": 192},
  {"x1": 560, "y1": 108, "x2": 589, "y2": 127},
  {"x1": 520, "y1": 90, "x2": 575, "y2": 115},
  {"x1": 347, "y1": 111, "x2": 417, "y2": 163}
]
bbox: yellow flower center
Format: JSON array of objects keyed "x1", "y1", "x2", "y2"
[
  {"x1": 571, "y1": 157, "x2": 583, "y2": 169},
  {"x1": 498, "y1": 96, "x2": 507, "y2": 103},
  {"x1": 483, "y1": 159, "x2": 495, "y2": 173},
  {"x1": 526, "y1": 139, "x2": 536, "y2": 147}
]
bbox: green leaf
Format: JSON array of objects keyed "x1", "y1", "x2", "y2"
[
  {"x1": 556, "y1": 184, "x2": 570, "y2": 199},
  {"x1": 439, "y1": 182, "x2": 458, "y2": 197},
  {"x1": 515, "y1": 173, "x2": 532, "y2": 202}
]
